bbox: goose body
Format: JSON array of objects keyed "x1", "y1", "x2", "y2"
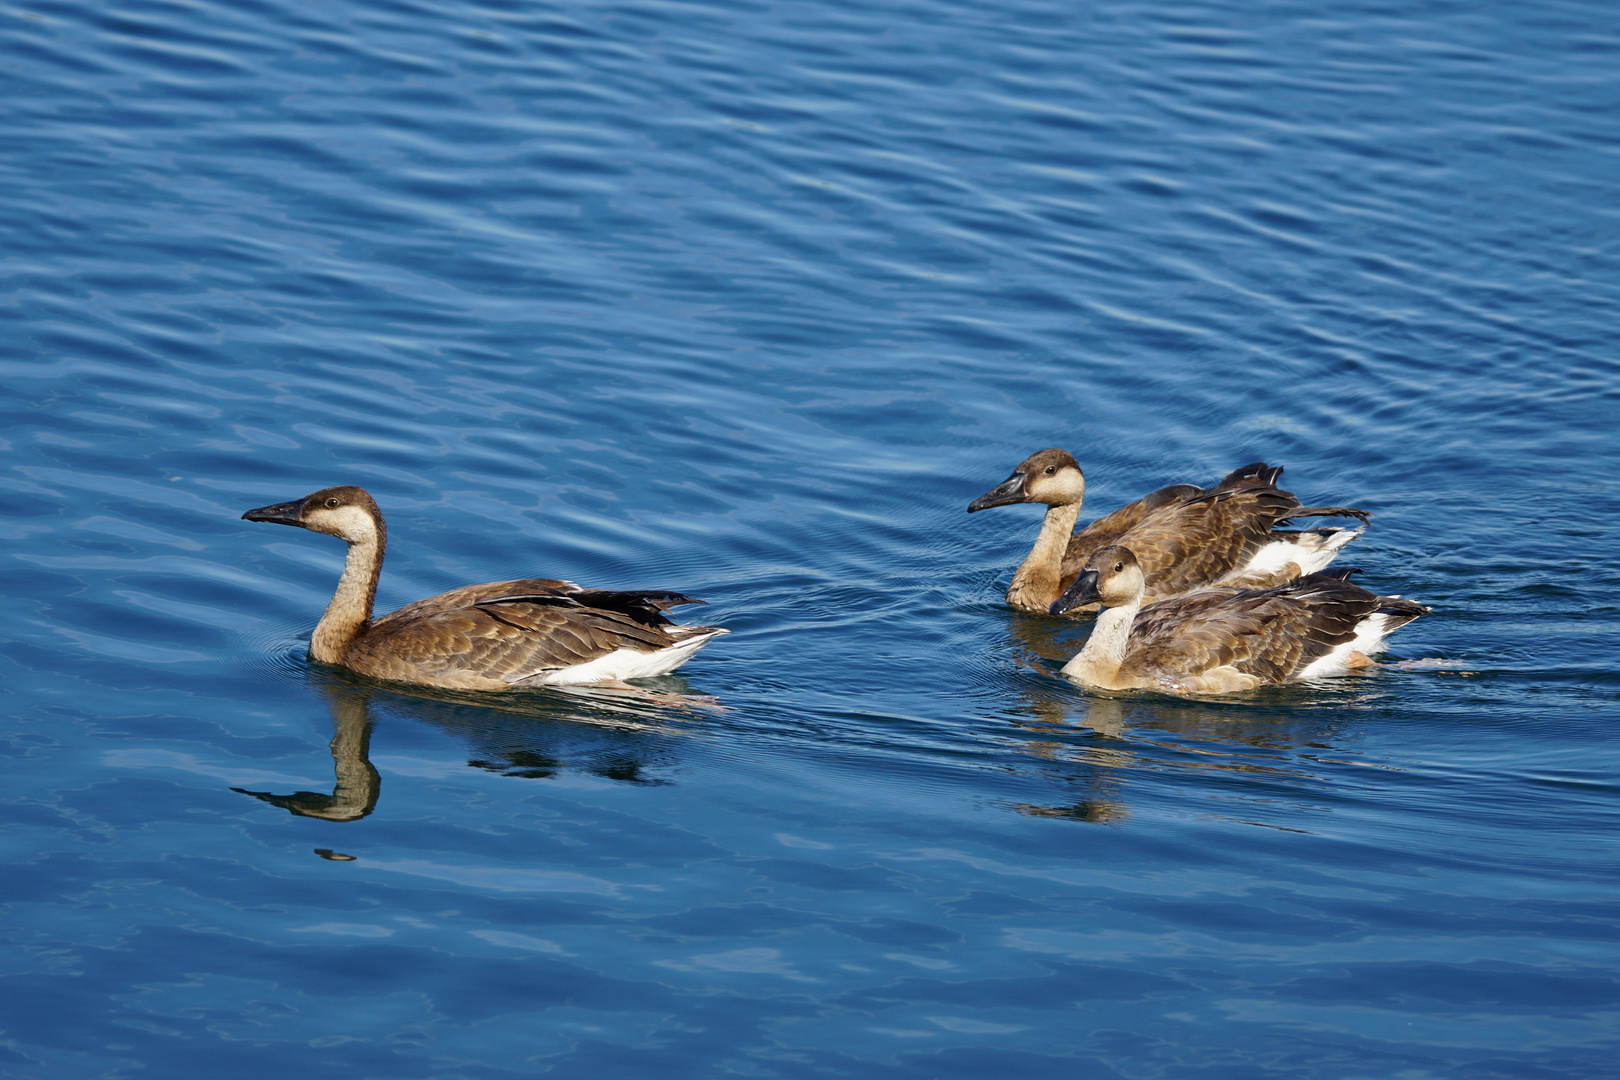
[
  {"x1": 243, "y1": 486, "x2": 725, "y2": 690},
  {"x1": 967, "y1": 450, "x2": 1369, "y2": 614},
  {"x1": 1050, "y1": 546, "x2": 1427, "y2": 695}
]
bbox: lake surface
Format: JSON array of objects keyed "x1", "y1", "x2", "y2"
[{"x1": 3, "y1": 0, "x2": 1618, "y2": 1075}]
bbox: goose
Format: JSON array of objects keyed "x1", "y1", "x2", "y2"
[
  {"x1": 967, "y1": 450, "x2": 1369, "y2": 614},
  {"x1": 1049, "y1": 545, "x2": 1427, "y2": 694},
  {"x1": 242, "y1": 486, "x2": 726, "y2": 690}
]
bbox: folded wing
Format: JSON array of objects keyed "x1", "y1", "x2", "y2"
[
  {"x1": 359, "y1": 583, "x2": 716, "y2": 686},
  {"x1": 1061, "y1": 464, "x2": 1369, "y2": 602}
]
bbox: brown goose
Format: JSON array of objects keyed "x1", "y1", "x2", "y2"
[
  {"x1": 242, "y1": 486, "x2": 726, "y2": 690},
  {"x1": 967, "y1": 450, "x2": 1369, "y2": 614},
  {"x1": 1050, "y1": 546, "x2": 1427, "y2": 694}
]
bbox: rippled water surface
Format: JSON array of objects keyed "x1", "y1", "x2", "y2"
[{"x1": 4, "y1": 0, "x2": 1619, "y2": 1075}]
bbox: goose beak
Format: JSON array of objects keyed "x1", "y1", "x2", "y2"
[
  {"x1": 242, "y1": 498, "x2": 306, "y2": 527},
  {"x1": 1050, "y1": 570, "x2": 1100, "y2": 615},
  {"x1": 967, "y1": 471, "x2": 1028, "y2": 513}
]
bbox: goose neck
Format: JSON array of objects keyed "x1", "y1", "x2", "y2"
[
  {"x1": 1008, "y1": 502, "x2": 1082, "y2": 609},
  {"x1": 309, "y1": 532, "x2": 383, "y2": 665},
  {"x1": 1061, "y1": 595, "x2": 1141, "y2": 688}
]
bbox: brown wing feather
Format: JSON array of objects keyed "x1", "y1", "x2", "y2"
[
  {"x1": 351, "y1": 601, "x2": 682, "y2": 687},
  {"x1": 1121, "y1": 575, "x2": 1384, "y2": 685},
  {"x1": 374, "y1": 578, "x2": 580, "y2": 626},
  {"x1": 1061, "y1": 465, "x2": 1366, "y2": 602},
  {"x1": 1061, "y1": 483, "x2": 1200, "y2": 580},
  {"x1": 1064, "y1": 487, "x2": 1290, "y2": 600},
  {"x1": 1212, "y1": 462, "x2": 1286, "y2": 489}
]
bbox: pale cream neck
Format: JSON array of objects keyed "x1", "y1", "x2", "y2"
[
  {"x1": 1061, "y1": 593, "x2": 1142, "y2": 689},
  {"x1": 1007, "y1": 502, "x2": 1081, "y2": 610},
  {"x1": 309, "y1": 535, "x2": 381, "y2": 665}
]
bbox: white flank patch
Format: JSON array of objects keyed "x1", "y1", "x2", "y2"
[
  {"x1": 1245, "y1": 527, "x2": 1362, "y2": 577},
  {"x1": 1298, "y1": 612, "x2": 1393, "y2": 678},
  {"x1": 1347, "y1": 611, "x2": 1396, "y2": 656},
  {"x1": 1239, "y1": 540, "x2": 1302, "y2": 577},
  {"x1": 537, "y1": 629, "x2": 727, "y2": 686}
]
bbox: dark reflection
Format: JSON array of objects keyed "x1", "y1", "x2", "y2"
[
  {"x1": 996, "y1": 611, "x2": 1383, "y2": 825},
  {"x1": 314, "y1": 848, "x2": 357, "y2": 861},
  {"x1": 1003, "y1": 607, "x2": 1094, "y2": 666},
  {"x1": 234, "y1": 681, "x2": 380, "y2": 821},
  {"x1": 237, "y1": 668, "x2": 710, "y2": 821}
]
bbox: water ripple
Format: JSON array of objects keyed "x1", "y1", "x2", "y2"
[{"x1": 2, "y1": 0, "x2": 1618, "y2": 1075}]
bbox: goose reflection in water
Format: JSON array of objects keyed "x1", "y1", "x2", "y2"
[
  {"x1": 234, "y1": 681, "x2": 381, "y2": 821},
  {"x1": 995, "y1": 611, "x2": 1380, "y2": 825},
  {"x1": 234, "y1": 671, "x2": 708, "y2": 821}
]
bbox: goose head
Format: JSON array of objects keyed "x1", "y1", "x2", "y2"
[
  {"x1": 242, "y1": 485, "x2": 386, "y2": 546},
  {"x1": 967, "y1": 449, "x2": 1085, "y2": 512},
  {"x1": 1050, "y1": 545, "x2": 1144, "y2": 615}
]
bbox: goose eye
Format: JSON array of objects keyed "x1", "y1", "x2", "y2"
[
  {"x1": 325, "y1": 497, "x2": 340, "y2": 508},
  {"x1": 1044, "y1": 466, "x2": 1055, "y2": 475},
  {"x1": 1114, "y1": 562, "x2": 1124, "y2": 572}
]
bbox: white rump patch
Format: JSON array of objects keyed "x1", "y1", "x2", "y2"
[{"x1": 535, "y1": 629, "x2": 727, "y2": 686}]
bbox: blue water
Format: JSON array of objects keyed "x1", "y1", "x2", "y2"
[{"x1": 3, "y1": 0, "x2": 1619, "y2": 1075}]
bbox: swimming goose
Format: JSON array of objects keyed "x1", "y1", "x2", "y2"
[
  {"x1": 1049, "y1": 546, "x2": 1427, "y2": 695},
  {"x1": 967, "y1": 450, "x2": 1369, "y2": 614},
  {"x1": 242, "y1": 486, "x2": 726, "y2": 690}
]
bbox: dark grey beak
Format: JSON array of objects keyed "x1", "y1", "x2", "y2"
[
  {"x1": 242, "y1": 498, "x2": 307, "y2": 527},
  {"x1": 967, "y1": 471, "x2": 1028, "y2": 513},
  {"x1": 1050, "y1": 569, "x2": 1100, "y2": 616}
]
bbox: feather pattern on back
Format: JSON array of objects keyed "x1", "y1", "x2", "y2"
[
  {"x1": 1053, "y1": 546, "x2": 1427, "y2": 695},
  {"x1": 1058, "y1": 462, "x2": 1370, "y2": 604},
  {"x1": 1123, "y1": 576, "x2": 1382, "y2": 686},
  {"x1": 356, "y1": 589, "x2": 718, "y2": 688}
]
